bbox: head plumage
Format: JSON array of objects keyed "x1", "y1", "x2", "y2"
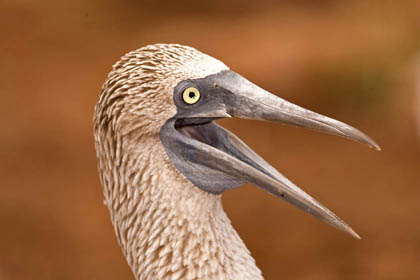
[{"x1": 94, "y1": 44, "x2": 228, "y2": 136}]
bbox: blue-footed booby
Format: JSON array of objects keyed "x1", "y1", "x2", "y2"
[{"x1": 93, "y1": 44, "x2": 380, "y2": 279}]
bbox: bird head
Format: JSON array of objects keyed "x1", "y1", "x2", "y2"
[{"x1": 94, "y1": 43, "x2": 380, "y2": 239}]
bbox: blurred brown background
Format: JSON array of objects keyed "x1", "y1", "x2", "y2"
[{"x1": 1, "y1": 1, "x2": 420, "y2": 279}]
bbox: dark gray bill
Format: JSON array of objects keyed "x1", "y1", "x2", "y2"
[
  {"x1": 159, "y1": 70, "x2": 380, "y2": 239},
  {"x1": 215, "y1": 71, "x2": 380, "y2": 151}
]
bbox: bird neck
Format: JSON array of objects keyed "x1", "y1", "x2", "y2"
[{"x1": 98, "y1": 135, "x2": 263, "y2": 280}]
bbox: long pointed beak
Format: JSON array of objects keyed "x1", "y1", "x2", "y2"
[
  {"x1": 216, "y1": 70, "x2": 380, "y2": 151},
  {"x1": 160, "y1": 70, "x2": 381, "y2": 239}
]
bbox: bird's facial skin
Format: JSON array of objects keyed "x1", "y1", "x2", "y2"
[{"x1": 159, "y1": 69, "x2": 380, "y2": 239}]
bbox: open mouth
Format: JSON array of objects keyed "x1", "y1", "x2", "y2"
[
  {"x1": 159, "y1": 69, "x2": 379, "y2": 239},
  {"x1": 175, "y1": 118, "x2": 276, "y2": 181},
  {"x1": 175, "y1": 118, "x2": 219, "y2": 145},
  {"x1": 175, "y1": 118, "x2": 234, "y2": 155},
  {"x1": 162, "y1": 116, "x2": 361, "y2": 239}
]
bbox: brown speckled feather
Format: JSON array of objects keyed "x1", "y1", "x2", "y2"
[{"x1": 94, "y1": 44, "x2": 263, "y2": 280}]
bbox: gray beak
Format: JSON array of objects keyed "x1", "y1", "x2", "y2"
[
  {"x1": 160, "y1": 70, "x2": 380, "y2": 239},
  {"x1": 219, "y1": 71, "x2": 380, "y2": 151}
]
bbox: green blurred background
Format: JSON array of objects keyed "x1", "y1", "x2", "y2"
[{"x1": 1, "y1": 1, "x2": 420, "y2": 279}]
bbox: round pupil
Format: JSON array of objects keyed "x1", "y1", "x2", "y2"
[{"x1": 188, "y1": 91, "x2": 195, "y2": 99}]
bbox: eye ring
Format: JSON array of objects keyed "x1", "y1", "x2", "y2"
[{"x1": 182, "y1": 87, "x2": 201, "y2": 105}]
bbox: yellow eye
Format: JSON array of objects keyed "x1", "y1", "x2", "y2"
[{"x1": 182, "y1": 87, "x2": 201, "y2": 104}]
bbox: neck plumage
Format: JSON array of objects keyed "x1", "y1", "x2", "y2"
[{"x1": 96, "y1": 135, "x2": 263, "y2": 280}]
